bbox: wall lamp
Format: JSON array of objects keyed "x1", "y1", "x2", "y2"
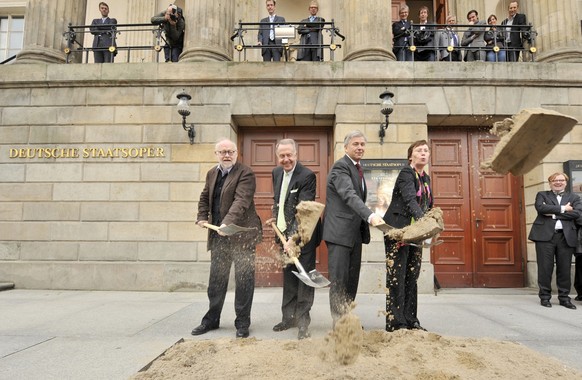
[
  {"x1": 176, "y1": 91, "x2": 195, "y2": 144},
  {"x1": 378, "y1": 90, "x2": 395, "y2": 145}
]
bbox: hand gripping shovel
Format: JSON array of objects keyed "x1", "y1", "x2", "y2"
[
  {"x1": 271, "y1": 223, "x2": 330, "y2": 288},
  {"x1": 203, "y1": 223, "x2": 257, "y2": 236}
]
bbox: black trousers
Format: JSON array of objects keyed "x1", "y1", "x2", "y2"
[
  {"x1": 327, "y1": 240, "x2": 362, "y2": 322},
  {"x1": 385, "y1": 239, "x2": 422, "y2": 331},
  {"x1": 201, "y1": 240, "x2": 255, "y2": 329},
  {"x1": 574, "y1": 254, "x2": 582, "y2": 297},
  {"x1": 262, "y1": 39, "x2": 283, "y2": 61},
  {"x1": 279, "y1": 245, "x2": 316, "y2": 328},
  {"x1": 535, "y1": 231, "x2": 574, "y2": 302}
]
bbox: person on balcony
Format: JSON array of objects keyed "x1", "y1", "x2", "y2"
[
  {"x1": 90, "y1": 2, "x2": 117, "y2": 63},
  {"x1": 484, "y1": 14, "x2": 507, "y2": 62},
  {"x1": 461, "y1": 9, "x2": 486, "y2": 62},
  {"x1": 257, "y1": 0, "x2": 286, "y2": 62},
  {"x1": 297, "y1": 1, "x2": 325, "y2": 61},
  {"x1": 392, "y1": 5, "x2": 412, "y2": 62},
  {"x1": 151, "y1": 4, "x2": 185, "y2": 62},
  {"x1": 501, "y1": 1, "x2": 530, "y2": 62}
]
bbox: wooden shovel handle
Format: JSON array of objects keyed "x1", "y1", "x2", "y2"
[
  {"x1": 202, "y1": 222, "x2": 221, "y2": 232},
  {"x1": 271, "y1": 222, "x2": 287, "y2": 244}
]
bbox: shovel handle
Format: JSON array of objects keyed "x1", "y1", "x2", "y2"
[
  {"x1": 202, "y1": 222, "x2": 221, "y2": 232},
  {"x1": 271, "y1": 222, "x2": 287, "y2": 244}
]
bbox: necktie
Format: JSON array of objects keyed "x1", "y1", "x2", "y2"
[
  {"x1": 452, "y1": 34, "x2": 458, "y2": 46},
  {"x1": 277, "y1": 172, "x2": 290, "y2": 232},
  {"x1": 310, "y1": 16, "x2": 315, "y2": 22},
  {"x1": 355, "y1": 163, "x2": 364, "y2": 189},
  {"x1": 269, "y1": 16, "x2": 274, "y2": 40}
]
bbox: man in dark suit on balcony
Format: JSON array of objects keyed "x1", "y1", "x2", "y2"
[
  {"x1": 269, "y1": 139, "x2": 321, "y2": 340},
  {"x1": 501, "y1": 1, "x2": 529, "y2": 62},
  {"x1": 257, "y1": 0, "x2": 286, "y2": 61},
  {"x1": 90, "y1": 2, "x2": 117, "y2": 63},
  {"x1": 528, "y1": 172, "x2": 581, "y2": 309}
]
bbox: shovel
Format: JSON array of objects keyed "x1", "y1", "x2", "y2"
[
  {"x1": 202, "y1": 222, "x2": 257, "y2": 236},
  {"x1": 271, "y1": 223, "x2": 330, "y2": 289},
  {"x1": 374, "y1": 222, "x2": 396, "y2": 234}
]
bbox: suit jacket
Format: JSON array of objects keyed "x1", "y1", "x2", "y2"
[
  {"x1": 392, "y1": 19, "x2": 412, "y2": 53},
  {"x1": 461, "y1": 20, "x2": 487, "y2": 52},
  {"x1": 501, "y1": 13, "x2": 528, "y2": 49},
  {"x1": 383, "y1": 166, "x2": 433, "y2": 229},
  {"x1": 436, "y1": 27, "x2": 461, "y2": 60},
  {"x1": 90, "y1": 17, "x2": 118, "y2": 48},
  {"x1": 528, "y1": 190, "x2": 581, "y2": 248},
  {"x1": 297, "y1": 16, "x2": 325, "y2": 61},
  {"x1": 257, "y1": 15, "x2": 286, "y2": 45},
  {"x1": 272, "y1": 162, "x2": 321, "y2": 251},
  {"x1": 197, "y1": 162, "x2": 262, "y2": 251},
  {"x1": 322, "y1": 155, "x2": 372, "y2": 248}
]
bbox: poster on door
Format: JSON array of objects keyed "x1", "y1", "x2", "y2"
[{"x1": 360, "y1": 159, "x2": 408, "y2": 217}]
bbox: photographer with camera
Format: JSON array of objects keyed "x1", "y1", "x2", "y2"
[{"x1": 151, "y1": 4, "x2": 185, "y2": 62}]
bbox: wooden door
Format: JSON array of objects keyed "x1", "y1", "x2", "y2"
[
  {"x1": 429, "y1": 128, "x2": 525, "y2": 287},
  {"x1": 240, "y1": 128, "x2": 331, "y2": 287}
]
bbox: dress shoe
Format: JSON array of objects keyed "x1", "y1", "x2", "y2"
[
  {"x1": 540, "y1": 300, "x2": 552, "y2": 308},
  {"x1": 272, "y1": 320, "x2": 295, "y2": 332},
  {"x1": 236, "y1": 327, "x2": 249, "y2": 338},
  {"x1": 297, "y1": 327, "x2": 311, "y2": 340},
  {"x1": 559, "y1": 301, "x2": 577, "y2": 310},
  {"x1": 409, "y1": 322, "x2": 427, "y2": 331},
  {"x1": 575, "y1": 295, "x2": 582, "y2": 301},
  {"x1": 191, "y1": 323, "x2": 218, "y2": 336}
]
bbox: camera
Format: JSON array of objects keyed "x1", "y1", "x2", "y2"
[{"x1": 169, "y1": 13, "x2": 177, "y2": 21}]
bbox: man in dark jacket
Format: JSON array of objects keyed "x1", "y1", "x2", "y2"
[
  {"x1": 151, "y1": 4, "x2": 185, "y2": 62},
  {"x1": 297, "y1": 1, "x2": 325, "y2": 61},
  {"x1": 90, "y1": 2, "x2": 117, "y2": 63},
  {"x1": 269, "y1": 139, "x2": 321, "y2": 340},
  {"x1": 501, "y1": 1, "x2": 529, "y2": 62},
  {"x1": 528, "y1": 172, "x2": 581, "y2": 309}
]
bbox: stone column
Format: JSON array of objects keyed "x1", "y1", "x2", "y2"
[
  {"x1": 180, "y1": 0, "x2": 234, "y2": 61},
  {"x1": 125, "y1": 0, "x2": 157, "y2": 63},
  {"x1": 526, "y1": 0, "x2": 582, "y2": 62},
  {"x1": 341, "y1": 0, "x2": 393, "y2": 61},
  {"x1": 16, "y1": 0, "x2": 87, "y2": 64}
]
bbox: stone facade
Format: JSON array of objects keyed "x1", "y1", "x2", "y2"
[{"x1": 1, "y1": 0, "x2": 582, "y2": 292}]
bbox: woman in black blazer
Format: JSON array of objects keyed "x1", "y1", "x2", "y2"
[{"x1": 383, "y1": 140, "x2": 433, "y2": 332}]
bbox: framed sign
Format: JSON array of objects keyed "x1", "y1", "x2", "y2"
[
  {"x1": 360, "y1": 159, "x2": 408, "y2": 217},
  {"x1": 563, "y1": 160, "x2": 582, "y2": 197}
]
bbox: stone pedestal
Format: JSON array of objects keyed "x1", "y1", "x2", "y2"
[
  {"x1": 180, "y1": 0, "x2": 234, "y2": 61},
  {"x1": 16, "y1": 0, "x2": 87, "y2": 64},
  {"x1": 341, "y1": 0, "x2": 393, "y2": 61}
]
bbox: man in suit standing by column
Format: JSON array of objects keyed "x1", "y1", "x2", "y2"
[
  {"x1": 269, "y1": 139, "x2": 321, "y2": 340},
  {"x1": 501, "y1": 1, "x2": 529, "y2": 62},
  {"x1": 191, "y1": 139, "x2": 263, "y2": 338},
  {"x1": 323, "y1": 131, "x2": 384, "y2": 325},
  {"x1": 90, "y1": 2, "x2": 117, "y2": 63},
  {"x1": 297, "y1": 1, "x2": 325, "y2": 61},
  {"x1": 392, "y1": 5, "x2": 412, "y2": 61},
  {"x1": 529, "y1": 172, "x2": 581, "y2": 309},
  {"x1": 257, "y1": 0, "x2": 286, "y2": 62}
]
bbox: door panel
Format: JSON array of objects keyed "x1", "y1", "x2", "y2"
[
  {"x1": 240, "y1": 128, "x2": 330, "y2": 287},
  {"x1": 430, "y1": 128, "x2": 525, "y2": 288}
]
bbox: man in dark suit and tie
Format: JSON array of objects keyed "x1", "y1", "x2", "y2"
[
  {"x1": 501, "y1": 1, "x2": 529, "y2": 62},
  {"x1": 392, "y1": 5, "x2": 412, "y2": 61},
  {"x1": 257, "y1": 0, "x2": 286, "y2": 62},
  {"x1": 323, "y1": 131, "x2": 384, "y2": 325},
  {"x1": 191, "y1": 139, "x2": 263, "y2": 338},
  {"x1": 269, "y1": 139, "x2": 321, "y2": 340},
  {"x1": 90, "y1": 2, "x2": 117, "y2": 63},
  {"x1": 528, "y1": 172, "x2": 581, "y2": 309},
  {"x1": 297, "y1": 1, "x2": 325, "y2": 61}
]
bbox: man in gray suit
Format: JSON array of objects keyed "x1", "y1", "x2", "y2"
[
  {"x1": 257, "y1": 0, "x2": 286, "y2": 62},
  {"x1": 297, "y1": 1, "x2": 325, "y2": 61},
  {"x1": 528, "y1": 172, "x2": 581, "y2": 309},
  {"x1": 90, "y1": 2, "x2": 117, "y2": 63},
  {"x1": 461, "y1": 9, "x2": 486, "y2": 61},
  {"x1": 323, "y1": 131, "x2": 384, "y2": 325}
]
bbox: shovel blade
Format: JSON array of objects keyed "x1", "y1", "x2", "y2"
[
  {"x1": 292, "y1": 269, "x2": 330, "y2": 288},
  {"x1": 218, "y1": 224, "x2": 257, "y2": 236}
]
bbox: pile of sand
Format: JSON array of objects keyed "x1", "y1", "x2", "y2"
[
  {"x1": 386, "y1": 207, "x2": 444, "y2": 243},
  {"x1": 132, "y1": 328, "x2": 581, "y2": 380}
]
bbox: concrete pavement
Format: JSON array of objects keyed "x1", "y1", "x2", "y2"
[{"x1": 0, "y1": 287, "x2": 581, "y2": 379}]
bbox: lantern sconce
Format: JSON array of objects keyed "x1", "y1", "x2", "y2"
[
  {"x1": 378, "y1": 90, "x2": 395, "y2": 145},
  {"x1": 176, "y1": 91, "x2": 195, "y2": 144}
]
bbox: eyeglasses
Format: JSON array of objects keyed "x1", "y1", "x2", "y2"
[
  {"x1": 551, "y1": 179, "x2": 566, "y2": 183},
  {"x1": 216, "y1": 150, "x2": 237, "y2": 156}
]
